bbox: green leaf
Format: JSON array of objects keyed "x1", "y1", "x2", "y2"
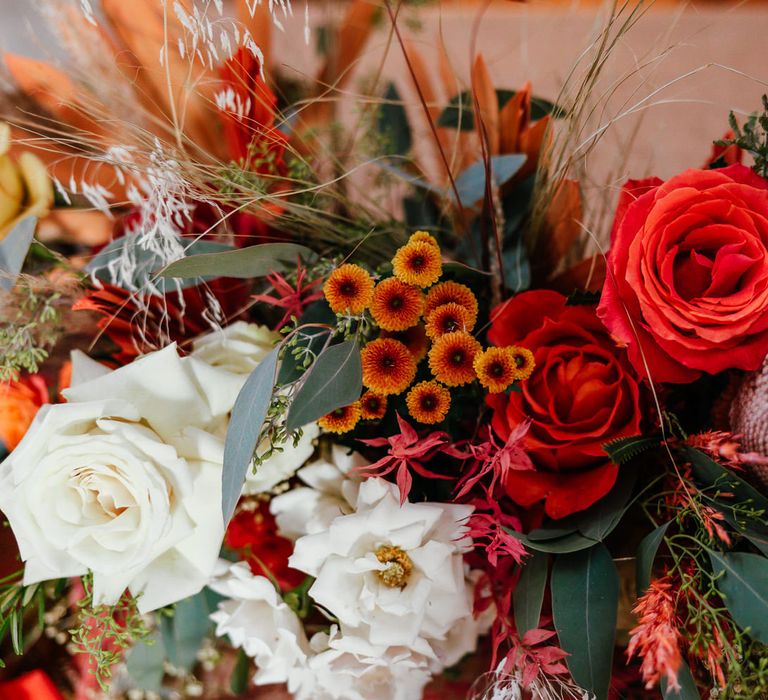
[
  {"x1": 0, "y1": 217, "x2": 36, "y2": 291},
  {"x1": 513, "y1": 551, "x2": 548, "y2": 636},
  {"x1": 222, "y1": 348, "x2": 280, "y2": 524},
  {"x1": 230, "y1": 649, "x2": 250, "y2": 695},
  {"x1": 636, "y1": 522, "x2": 671, "y2": 596},
  {"x1": 506, "y1": 528, "x2": 599, "y2": 554},
  {"x1": 377, "y1": 160, "x2": 441, "y2": 194},
  {"x1": 159, "y1": 242, "x2": 315, "y2": 280},
  {"x1": 161, "y1": 592, "x2": 214, "y2": 671},
  {"x1": 552, "y1": 543, "x2": 619, "y2": 700},
  {"x1": 709, "y1": 550, "x2": 768, "y2": 643},
  {"x1": 88, "y1": 238, "x2": 233, "y2": 292},
  {"x1": 602, "y1": 435, "x2": 660, "y2": 465},
  {"x1": 527, "y1": 527, "x2": 578, "y2": 542},
  {"x1": 436, "y1": 89, "x2": 564, "y2": 130},
  {"x1": 661, "y1": 660, "x2": 700, "y2": 699},
  {"x1": 378, "y1": 83, "x2": 412, "y2": 156},
  {"x1": 277, "y1": 301, "x2": 335, "y2": 384},
  {"x1": 450, "y1": 154, "x2": 527, "y2": 209},
  {"x1": 126, "y1": 630, "x2": 165, "y2": 692},
  {"x1": 572, "y1": 469, "x2": 637, "y2": 541},
  {"x1": 286, "y1": 340, "x2": 362, "y2": 432}
]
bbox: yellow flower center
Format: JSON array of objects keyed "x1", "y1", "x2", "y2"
[{"x1": 375, "y1": 545, "x2": 413, "y2": 588}]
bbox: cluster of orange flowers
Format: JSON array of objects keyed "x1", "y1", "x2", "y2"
[{"x1": 319, "y1": 232, "x2": 534, "y2": 433}]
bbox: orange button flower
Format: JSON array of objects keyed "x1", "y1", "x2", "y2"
[
  {"x1": 392, "y1": 240, "x2": 442, "y2": 288},
  {"x1": 0, "y1": 374, "x2": 49, "y2": 450},
  {"x1": 425, "y1": 281, "x2": 478, "y2": 327},
  {"x1": 425, "y1": 302, "x2": 474, "y2": 339},
  {"x1": 408, "y1": 230, "x2": 439, "y2": 248},
  {"x1": 406, "y1": 381, "x2": 451, "y2": 424},
  {"x1": 508, "y1": 346, "x2": 536, "y2": 380},
  {"x1": 323, "y1": 264, "x2": 374, "y2": 314},
  {"x1": 360, "y1": 391, "x2": 388, "y2": 420},
  {"x1": 361, "y1": 338, "x2": 417, "y2": 395},
  {"x1": 318, "y1": 402, "x2": 362, "y2": 434},
  {"x1": 381, "y1": 325, "x2": 429, "y2": 363},
  {"x1": 474, "y1": 347, "x2": 518, "y2": 394},
  {"x1": 370, "y1": 278, "x2": 425, "y2": 331},
  {"x1": 428, "y1": 331, "x2": 482, "y2": 386}
]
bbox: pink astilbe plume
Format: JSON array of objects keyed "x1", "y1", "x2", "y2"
[
  {"x1": 455, "y1": 422, "x2": 534, "y2": 499},
  {"x1": 468, "y1": 497, "x2": 527, "y2": 567},
  {"x1": 626, "y1": 576, "x2": 683, "y2": 692},
  {"x1": 251, "y1": 260, "x2": 324, "y2": 329},
  {"x1": 357, "y1": 413, "x2": 457, "y2": 503}
]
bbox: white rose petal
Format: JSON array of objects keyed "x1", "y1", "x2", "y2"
[{"x1": 191, "y1": 321, "x2": 277, "y2": 375}]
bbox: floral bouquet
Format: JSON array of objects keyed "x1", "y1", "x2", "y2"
[{"x1": 1, "y1": 1, "x2": 768, "y2": 698}]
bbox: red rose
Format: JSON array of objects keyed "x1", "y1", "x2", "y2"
[
  {"x1": 598, "y1": 165, "x2": 768, "y2": 383},
  {"x1": 487, "y1": 290, "x2": 642, "y2": 519}
]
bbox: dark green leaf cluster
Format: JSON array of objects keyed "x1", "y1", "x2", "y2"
[{"x1": 716, "y1": 95, "x2": 768, "y2": 178}]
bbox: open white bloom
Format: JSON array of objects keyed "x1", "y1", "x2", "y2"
[
  {"x1": 289, "y1": 478, "x2": 475, "y2": 652},
  {"x1": 191, "y1": 321, "x2": 277, "y2": 375},
  {"x1": 209, "y1": 561, "x2": 310, "y2": 686},
  {"x1": 0, "y1": 345, "x2": 227, "y2": 612},
  {"x1": 270, "y1": 444, "x2": 367, "y2": 539}
]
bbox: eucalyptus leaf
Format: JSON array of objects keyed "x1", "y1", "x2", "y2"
[
  {"x1": 126, "y1": 630, "x2": 165, "y2": 692},
  {"x1": 450, "y1": 154, "x2": 527, "y2": 209},
  {"x1": 378, "y1": 160, "x2": 441, "y2": 193},
  {"x1": 636, "y1": 522, "x2": 670, "y2": 596},
  {"x1": 286, "y1": 340, "x2": 362, "y2": 432},
  {"x1": 277, "y1": 301, "x2": 335, "y2": 385},
  {"x1": 573, "y1": 470, "x2": 637, "y2": 542},
  {"x1": 378, "y1": 83, "x2": 412, "y2": 156},
  {"x1": 709, "y1": 550, "x2": 768, "y2": 643},
  {"x1": 161, "y1": 592, "x2": 214, "y2": 671},
  {"x1": 506, "y1": 528, "x2": 598, "y2": 554},
  {"x1": 159, "y1": 242, "x2": 315, "y2": 280},
  {"x1": 222, "y1": 347, "x2": 280, "y2": 524},
  {"x1": 0, "y1": 217, "x2": 36, "y2": 291},
  {"x1": 552, "y1": 543, "x2": 619, "y2": 700},
  {"x1": 231, "y1": 649, "x2": 250, "y2": 694},
  {"x1": 513, "y1": 551, "x2": 548, "y2": 636}
]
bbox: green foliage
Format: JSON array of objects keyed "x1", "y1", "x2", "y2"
[
  {"x1": 716, "y1": 95, "x2": 768, "y2": 178},
  {"x1": 636, "y1": 522, "x2": 670, "y2": 596},
  {"x1": 602, "y1": 435, "x2": 660, "y2": 465},
  {"x1": 70, "y1": 576, "x2": 151, "y2": 691},
  {"x1": 436, "y1": 89, "x2": 565, "y2": 131},
  {"x1": 0, "y1": 572, "x2": 47, "y2": 665},
  {"x1": 513, "y1": 551, "x2": 548, "y2": 637},
  {"x1": 377, "y1": 83, "x2": 412, "y2": 156}
]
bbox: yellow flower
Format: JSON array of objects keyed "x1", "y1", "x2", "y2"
[{"x1": 392, "y1": 240, "x2": 442, "y2": 288}]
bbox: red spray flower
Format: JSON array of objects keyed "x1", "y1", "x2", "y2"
[{"x1": 251, "y1": 261, "x2": 324, "y2": 330}]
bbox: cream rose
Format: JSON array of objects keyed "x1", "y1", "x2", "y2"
[
  {"x1": 190, "y1": 321, "x2": 278, "y2": 375},
  {"x1": 0, "y1": 344, "x2": 228, "y2": 612}
]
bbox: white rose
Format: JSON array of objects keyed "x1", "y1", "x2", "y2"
[
  {"x1": 191, "y1": 321, "x2": 278, "y2": 375},
  {"x1": 289, "y1": 478, "x2": 475, "y2": 651},
  {"x1": 209, "y1": 561, "x2": 310, "y2": 687},
  {"x1": 270, "y1": 444, "x2": 366, "y2": 539},
  {"x1": 0, "y1": 345, "x2": 226, "y2": 612}
]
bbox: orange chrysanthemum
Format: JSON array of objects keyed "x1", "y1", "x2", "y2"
[
  {"x1": 409, "y1": 230, "x2": 439, "y2": 248},
  {"x1": 428, "y1": 331, "x2": 482, "y2": 386},
  {"x1": 361, "y1": 338, "x2": 417, "y2": 395},
  {"x1": 370, "y1": 278, "x2": 425, "y2": 331},
  {"x1": 508, "y1": 345, "x2": 536, "y2": 380},
  {"x1": 425, "y1": 302, "x2": 474, "y2": 339},
  {"x1": 424, "y1": 281, "x2": 478, "y2": 327},
  {"x1": 360, "y1": 391, "x2": 388, "y2": 420},
  {"x1": 318, "y1": 402, "x2": 362, "y2": 434},
  {"x1": 474, "y1": 347, "x2": 518, "y2": 393},
  {"x1": 406, "y1": 381, "x2": 451, "y2": 424},
  {"x1": 381, "y1": 324, "x2": 429, "y2": 363},
  {"x1": 392, "y1": 241, "x2": 442, "y2": 288},
  {"x1": 323, "y1": 264, "x2": 374, "y2": 314}
]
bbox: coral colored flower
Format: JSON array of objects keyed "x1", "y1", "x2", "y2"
[
  {"x1": 392, "y1": 240, "x2": 442, "y2": 287},
  {"x1": 408, "y1": 230, "x2": 439, "y2": 248},
  {"x1": 225, "y1": 502, "x2": 304, "y2": 590},
  {"x1": 406, "y1": 381, "x2": 451, "y2": 424},
  {"x1": 361, "y1": 338, "x2": 417, "y2": 395},
  {"x1": 381, "y1": 325, "x2": 429, "y2": 362},
  {"x1": 425, "y1": 302, "x2": 473, "y2": 339},
  {"x1": 474, "y1": 347, "x2": 519, "y2": 393},
  {"x1": 0, "y1": 374, "x2": 49, "y2": 450},
  {"x1": 360, "y1": 391, "x2": 388, "y2": 420},
  {"x1": 488, "y1": 290, "x2": 643, "y2": 519},
  {"x1": 429, "y1": 332, "x2": 482, "y2": 387},
  {"x1": 425, "y1": 281, "x2": 479, "y2": 327},
  {"x1": 627, "y1": 577, "x2": 684, "y2": 692},
  {"x1": 357, "y1": 414, "x2": 454, "y2": 503},
  {"x1": 507, "y1": 346, "x2": 536, "y2": 381},
  {"x1": 318, "y1": 402, "x2": 362, "y2": 434},
  {"x1": 370, "y1": 277, "x2": 425, "y2": 331},
  {"x1": 251, "y1": 262, "x2": 324, "y2": 330},
  {"x1": 323, "y1": 264, "x2": 375, "y2": 315},
  {"x1": 598, "y1": 165, "x2": 768, "y2": 383}
]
